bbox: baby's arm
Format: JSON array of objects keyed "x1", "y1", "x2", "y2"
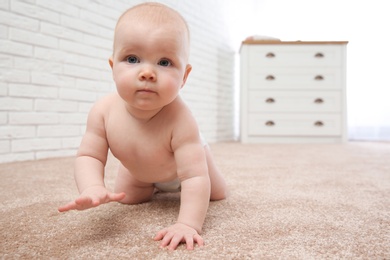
[
  {"x1": 58, "y1": 98, "x2": 125, "y2": 212},
  {"x1": 58, "y1": 157, "x2": 125, "y2": 212},
  {"x1": 154, "y1": 134, "x2": 211, "y2": 250},
  {"x1": 176, "y1": 145, "x2": 210, "y2": 232}
]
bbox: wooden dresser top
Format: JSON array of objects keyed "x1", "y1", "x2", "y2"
[{"x1": 242, "y1": 40, "x2": 349, "y2": 45}]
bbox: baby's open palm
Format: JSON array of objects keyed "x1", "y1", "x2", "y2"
[{"x1": 58, "y1": 186, "x2": 125, "y2": 212}]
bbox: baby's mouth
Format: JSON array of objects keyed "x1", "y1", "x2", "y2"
[{"x1": 137, "y1": 88, "x2": 157, "y2": 94}]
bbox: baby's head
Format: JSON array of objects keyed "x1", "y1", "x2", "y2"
[
  {"x1": 109, "y1": 3, "x2": 193, "y2": 112},
  {"x1": 112, "y1": 2, "x2": 190, "y2": 62}
]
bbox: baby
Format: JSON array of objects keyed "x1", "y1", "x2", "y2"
[{"x1": 58, "y1": 2, "x2": 227, "y2": 251}]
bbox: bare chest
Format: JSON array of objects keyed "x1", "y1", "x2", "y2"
[{"x1": 105, "y1": 113, "x2": 176, "y2": 183}]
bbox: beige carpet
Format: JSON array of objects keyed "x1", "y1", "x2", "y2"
[{"x1": 1, "y1": 142, "x2": 389, "y2": 259}]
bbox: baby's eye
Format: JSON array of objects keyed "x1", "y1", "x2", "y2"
[
  {"x1": 126, "y1": 55, "x2": 139, "y2": 64},
  {"x1": 158, "y1": 59, "x2": 171, "y2": 67}
]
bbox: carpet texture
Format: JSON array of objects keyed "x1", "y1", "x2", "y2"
[{"x1": 1, "y1": 142, "x2": 389, "y2": 259}]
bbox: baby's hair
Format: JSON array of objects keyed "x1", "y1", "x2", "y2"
[
  {"x1": 117, "y1": 2, "x2": 189, "y2": 37},
  {"x1": 113, "y1": 2, "x2": 190, "y2": 53}
]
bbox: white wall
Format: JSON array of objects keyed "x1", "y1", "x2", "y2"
[{"x1": 0, "y1": 0, "x2": 236, "y2": 163}]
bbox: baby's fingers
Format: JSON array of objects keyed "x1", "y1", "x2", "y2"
[
  {"x1": 153, "y1": 228, "x2": 168, "y2": 241},
  {"x1": 154, "y1": 223, "x2": 204, "y2": 250},
  {"x1": 192, "y1": 234, "x2": 204, "y2": 248},
  {"x1": 75, "y1": 196, "x2": 96, "y2": 208},
  {"x1": 184, "y1": 234, "x2": 194, "y2": 250},
  {"x1": 58, "y1": 197, "x2": 93, "y2": 212},
  {"x1": 183, "y1": 234, "x2": 204, "y2": 250},
  {"x1": 166, "y1": 233, "x2": 183, "y2": 250},
  {"x1": 58, "y1": 201, "x2": 77, "y2": 212},
  {"x1": 155, "y1": 230, "x2": 181, "y2": 250}
]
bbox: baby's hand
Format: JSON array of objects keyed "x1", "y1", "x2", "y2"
[
  {"x1": 58, "y1": 185, "x2": 125, "y2": 212},
  {"x1": 153, "y1": 223, "x2": 204, "y2": 250}
]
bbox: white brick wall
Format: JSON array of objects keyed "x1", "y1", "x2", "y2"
[{"x1": 0, "y1": 0, "x2": 236, "y2": 163}]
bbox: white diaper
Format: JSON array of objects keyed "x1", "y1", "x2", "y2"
[
  {"x1": 154, "y1": 178, "x2": 181, "y2": 192},
  {"x1": 199, "y1": 132, "x2": 207, "y2": 147}
]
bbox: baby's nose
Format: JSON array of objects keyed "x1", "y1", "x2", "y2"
[{"x1": 138, "y1": 67, "x2": 156, "y2": 81}]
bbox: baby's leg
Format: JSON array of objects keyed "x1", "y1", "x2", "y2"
[
  {"x1": 204, "y1": 145, "x2": 228, "y2": 201},
  {"x1": 114, "y1": 164, "x2": 155, "y2": 204}
]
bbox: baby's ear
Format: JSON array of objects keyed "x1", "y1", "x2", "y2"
[
  {"x1": 108, "y1": 56, "x2": 114, "y2": 69},
  {"x1": 181, "y1": 64, "x2": 192, "y2": 88}
]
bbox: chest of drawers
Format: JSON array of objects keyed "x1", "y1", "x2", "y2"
[{"x1": 240, "y1": 40, "x2": 348, "y2": 143}]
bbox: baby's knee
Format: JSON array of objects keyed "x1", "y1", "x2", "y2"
[
  {"x1": 118, "y1": 195, "x2": 152, "y2": 205},
  {"x1": 116, "y1": 188, "x2": 154, "y2": 205},
  {"x1": 210, "y1": 187, "x2": 228, "y2": 201}
]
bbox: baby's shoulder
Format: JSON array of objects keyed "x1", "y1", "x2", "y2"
[
  {"x1": 168, "y1": 98, "x2": 198, "y2": 130},
  {"x1": 86, "y1": 93, "x2": 121, "y2": 120},
  {"x1": 162, "y1": 98, "x2": 195, "y2": 127},
  {"x1": 90, "y1": 93, "x2": 119, "y2": 110},
  {"x1": 166, "y1": 96, "x2": 192, "y2": 116},
  {"x1": 96, "y1": 93, "x2": 119, "y2": 106}
]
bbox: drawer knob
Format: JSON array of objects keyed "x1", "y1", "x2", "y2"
[
  {"x1": 314, "y1": 52, "x2": 324, "y2": 58},
  {"x1": 266, "y1": 52, "x2": 275, "y2": 58},
  {"x1": 266, "y1": 75, "x2": 275, "y2": 80},
  {"x1": 265, "y1": 98, "x2": 275, "y2": 103},
  {"x1": 265, "y1": 121, "x2": 275, "y2": 126},
  {"x1": 315, "y1": 75, "x2": 324, "y2": 81},
  {"x1": 314, "y1": 121, "x2": 324, "y2": 127},
  {"x1": 314, "y1": 98, "x2": 324, "y2": 104}
]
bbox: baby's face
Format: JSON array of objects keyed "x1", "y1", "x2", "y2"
[{"x1": 110, "y1": 16, "x2": 191, "y2": 112}]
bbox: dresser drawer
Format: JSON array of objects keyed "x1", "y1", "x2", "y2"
[
  {"x1": 247, "y1": 113, "x2": 341, "y2": 136},
  {"x1": 248, "y1": 90, "x2": 342, "y2": 113},
  {"x1": 248, "y1": 68, "x2": 342, "y2": 90},
  {"x1": 247, "y1": 45, "x2": 342, "y2": 67}
]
